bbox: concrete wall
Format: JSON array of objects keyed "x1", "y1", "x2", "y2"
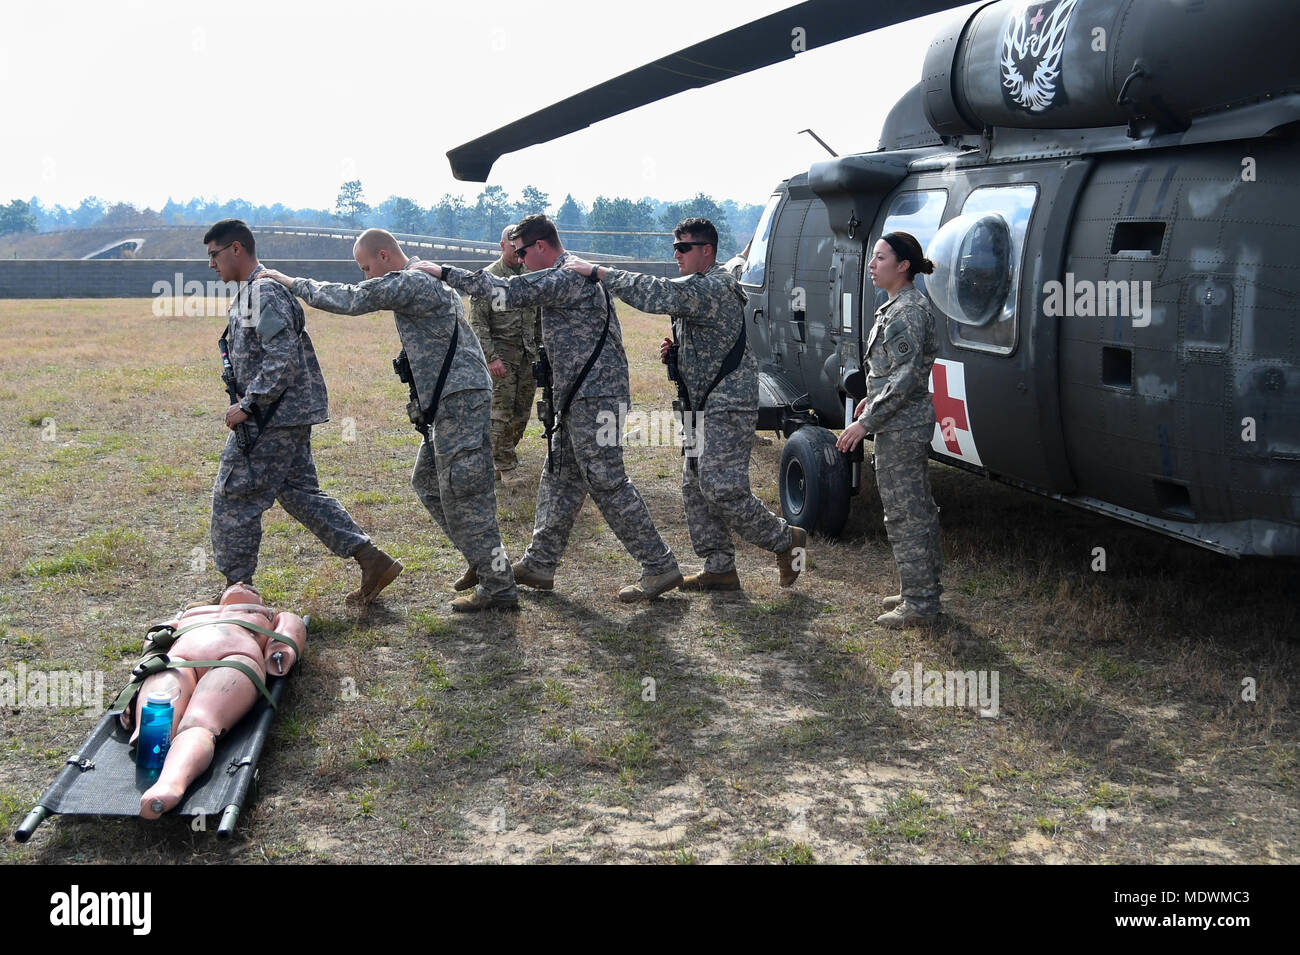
[{"x1": 0, "y1": 259, "x2": 682, "y2": 298}]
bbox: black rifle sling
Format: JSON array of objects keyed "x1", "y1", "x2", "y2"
[
  {"x1": 558, "y1": 282, "x2": 612, "y2": 421},
  {"x1": 692, "y1": 321, "x2": 747, "y2": 414},
  {"x1": 425, "y1": 317, "x2": 460, "y2": 420}
]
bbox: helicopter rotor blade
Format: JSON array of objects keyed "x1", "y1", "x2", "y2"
[{"x1": 447, "y1": 0, "x2": 969, "y2": 181}]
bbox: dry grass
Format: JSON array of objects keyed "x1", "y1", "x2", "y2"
[{"x1": 0, "y1": 298, "x2": 1296, "y2": 864}]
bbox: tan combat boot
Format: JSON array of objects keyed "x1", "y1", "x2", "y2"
[
  {"x1": 618, "y1": 567, "x2": 684, "y2": 603},
  {"x1": 451, "y1": 590, "x2": 519, "y2": 613},
  {"x1": 453, "y1": 565, "x2": 478, "y2": 592},
  {"x1": 875, "y1": 601, "x2": 940, "y2": 629},
  {"x1": 881, "y1": 594, "x2": 903, "y2": 611},
  {"x1": 511, "y1": 560, "x2": 554, "y2": 591},
  {"x1": 346, "y1": 543, "x2": 403, "y2": 605},
  {"x1": 776, "y1": 526, "x2": 808, "y2": 587},
  {"x1": 680, "y1": 568, "x2": 742, "y2": 592}
]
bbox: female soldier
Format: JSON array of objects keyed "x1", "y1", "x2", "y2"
[{"x1": 836, "y1": 232, "x2": 943, "y2": 627}]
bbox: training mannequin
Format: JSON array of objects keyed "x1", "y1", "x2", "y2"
[{"x1": 119, "y1": 583, "x2": 306, "y2": 819}]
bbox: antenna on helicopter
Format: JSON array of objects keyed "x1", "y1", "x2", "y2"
[{"x1": 797, "y1": 129, "x2": 838, "y2": 157}]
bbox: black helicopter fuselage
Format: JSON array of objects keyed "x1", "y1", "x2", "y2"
[{"x1": 747, "y1": 0, "x2": 1300, "y2": 557}]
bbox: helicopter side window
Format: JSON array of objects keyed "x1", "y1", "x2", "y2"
[
  {"x1": 933, "y1": 185, "x2": 1038, "y2": 354},
  {"x1": 740, "y1": 193, "x2": 782, "y2": 287}
]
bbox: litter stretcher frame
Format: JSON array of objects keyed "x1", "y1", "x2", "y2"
[{"x1": 14, "y1": 615, "x2": 309, "y2": 843}]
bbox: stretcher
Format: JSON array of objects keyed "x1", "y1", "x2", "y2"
[{"x1": 13, "y1": 615, "x2": 309, "y2": 843}]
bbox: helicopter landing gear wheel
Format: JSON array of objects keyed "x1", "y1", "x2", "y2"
[{"x1": 779, "y1": 425, "x2": 850, "y2": 537}]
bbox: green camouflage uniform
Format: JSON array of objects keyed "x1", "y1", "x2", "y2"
[
  {"x1": 469, "y1": 256, "x2": 542, "y2": 473},
  {"x1": 602, "y1": 263, "x2": 793, "y2": 573},
  {"x1": 292, "y1": 262, "x2": 516, "y2": 601},
  {"x1": 441, "y1": 254, "x2": 677, "y2": 579},
  {"x1": 856, "y1": 284, "x2": 943, "y2": 614},
  {"x1": 212, "y1": 265, "x2": 371, "y2": 583}
]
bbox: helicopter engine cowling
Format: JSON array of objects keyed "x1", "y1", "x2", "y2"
[{"x1": 923, "y1": 0, "x2": 1300, "y2": 136}]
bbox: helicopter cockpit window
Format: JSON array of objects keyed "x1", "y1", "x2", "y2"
[
  {"x1": 939, "y1": 185, "x2": 1037, "y2": 354},
  {"x1": 877, "y1": 190, "x2": 947, "y2": 297},
  {"x1": 740, "y1": 194, "x2": 782, "y2": 287}
]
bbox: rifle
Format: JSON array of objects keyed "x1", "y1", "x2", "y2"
[
  {"x1": 218, "y1": 333, "x2": 251, "y2": 455},
  {"x1": 532, "y1": 346, "x2": 556, "y2": 470},
  {"x1": 392, "y1": 349, "x2": 431, "y2": 446}
]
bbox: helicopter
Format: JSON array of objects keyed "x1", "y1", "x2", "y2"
[{"x1": 446, "y1": 0, "x2": 1300, "y2": 558}]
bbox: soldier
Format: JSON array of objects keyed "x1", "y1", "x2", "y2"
[
  {"x1": 471, "y1": 225, "x2": 543, "y2": 484},
  {"x1": 259, "y1": 229, "x2": 518, "y2": 612},
  {"x1": 836, "y1": 231, "x2": 943, "y2": 628},
  {"x1": 565, "y1": 218, "x2": 807, "y2": 592},
  {"x1": 414, "y1": 214, "x2": 682, "y2": 602},
  {"x1": 204, "y1": 219, "x2": 401, "y2": 605}
]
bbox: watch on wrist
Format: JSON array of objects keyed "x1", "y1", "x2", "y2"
[{"x1": 587, "y1": 266, "x2": 601, "y2": 283}]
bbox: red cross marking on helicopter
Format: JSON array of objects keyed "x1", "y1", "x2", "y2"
[
  {"x1": 1030, "y1": 7, "x2": 1045, "y2": 30},
  {"x1": 931, "y1": 362, "x2": 969, "y2": 454}
]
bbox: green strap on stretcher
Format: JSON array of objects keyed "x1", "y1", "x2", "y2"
[
  {"x1": 147, "y1": 617, "x2": 300, "y2": 657},
  {"x1": 112, "y1": 617, "x2": 301, "y2": 714}
]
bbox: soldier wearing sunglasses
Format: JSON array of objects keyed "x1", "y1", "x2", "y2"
[{"x1": 565, "y1": 218, "x2": 807, "y2": 592}]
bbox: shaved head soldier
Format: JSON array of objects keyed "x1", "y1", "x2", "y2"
[
  {"x1": 260, "y1": 229, "x2": 518, "y2": 612},
  {"x1": 416, "y1": 215, "x2": 682, "y2": 602}
]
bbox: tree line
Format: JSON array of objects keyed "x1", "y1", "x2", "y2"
[{"x1": 6, "y1": 182, "x2": 766, "y2": 259}]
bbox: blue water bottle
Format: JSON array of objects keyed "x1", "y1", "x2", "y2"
[{"x1": 136, "y1": 691, "x2": 175, "y2": 778}]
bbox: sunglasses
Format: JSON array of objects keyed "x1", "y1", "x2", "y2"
[
  {"x1": 513, "y1": 239, "x2": 539, "y2": 259},
  {"x1": 672, "y1": 241, "x2": 710, "y2": 254}
]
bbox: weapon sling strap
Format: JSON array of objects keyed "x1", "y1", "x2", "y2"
[
  {"x1": 558, "y1": 283, "x2": 612, "y2": 421},
  {"x1": 548, "y1": 282, "x2": 612, "y2": 470},
  {"x1": 426, "y1": 317, "x2": 460, "y2": 420}
]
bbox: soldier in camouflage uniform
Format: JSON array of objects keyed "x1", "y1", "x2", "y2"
[
  {"x1": 203, "y1": 219, "x2": 400, "y2": 605},
  {"x1": 837, "y1": 231, "x2": 944, "y2": 627},
  {"x1": 471, "y1": 225, "x2": 543, "y2": 482},
  {"x1": 565, "y1": 218, "x2": 806, "y2": 591},
  {"x1": 415, "y1": 214, "x2": 681, "y2": 602},
  {"x1": 260, "y1": 229, "x2": 518, "y2": 612}
]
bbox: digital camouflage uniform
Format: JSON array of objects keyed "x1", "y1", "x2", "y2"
[
  {"x1": 602, "y1": 264, "x2": 793, "y2": 573},
  {"x1": 212, "y1": 265, "x2": 370, "y2": 583},
  {"x1": 856, "y1": 284, "x2": 943, "y2": 614},
  {"x1": 441, "y1": 253, "x2": 677, "y2": 579},
  {"x1": 292, "y1": 263, "x2": 517, "y2": 601},
  {"x1": 469, "y1": 256, "x2": 542, "y2": 473}
]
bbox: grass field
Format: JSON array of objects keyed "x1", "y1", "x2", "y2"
[{"x1": 0, "y1": 298, "x2": 1295, "y2": 864}]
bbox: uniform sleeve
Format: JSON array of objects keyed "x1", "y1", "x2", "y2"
[
  {"x1": 856, "y1": 304, "x2": 932, "y2": 433},
  {"x1": 242, "y1": 289, "x2": 301, "y2": 409},
  {"x1": 602, "y1": 269, "x2": 722, "y2": 325},
  {"x1": 292, "y1": 272, "x2": 418, "y2": 316},
  {"x1": 442, "y1": 264, "x2": 569, "y2": 310},
  {"x1": 468, "y1": 291, "x2": 496, "y2": 362}
]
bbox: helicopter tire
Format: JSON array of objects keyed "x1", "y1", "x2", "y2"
[{"x1": 779, "y1": 425, "x2": 850, "y2": 537}]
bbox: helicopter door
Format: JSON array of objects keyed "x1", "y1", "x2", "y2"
[{"x1": 740, "y1": 192, "x2": 782, "y2": 365}]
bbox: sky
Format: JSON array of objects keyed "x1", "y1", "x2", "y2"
[{"x1": 1, "y1": 0, "x2": 977, "y2": 213}]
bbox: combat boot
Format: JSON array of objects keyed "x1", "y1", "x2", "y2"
[
  {"x1": 618, "y1": 567, "x2": 684, "y2": 603},
  {"x1": 451, "y1": 590, "x2": 519, "y2": 613},
  {"x1": 453, "y1": 565, "x2": 478, "y2": 592},
  {"x1": 680, "y1": 568, "x2": 742, "y2": 592},
  {"x1": 881, "y1": 594, "x2": 903, "y2": 610},
  {"x1": 346, "y1": 543, "x2": 403, "y2": 605},
  {"x1": 511, "y1": 560, "x2": 554, "y2": 591},
  {"x1": 776, "y1": 526, "x2": 808, "y2": 587},
  {"x1": 875, "y1": 601, "x2": 940, "y2": 629}
]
